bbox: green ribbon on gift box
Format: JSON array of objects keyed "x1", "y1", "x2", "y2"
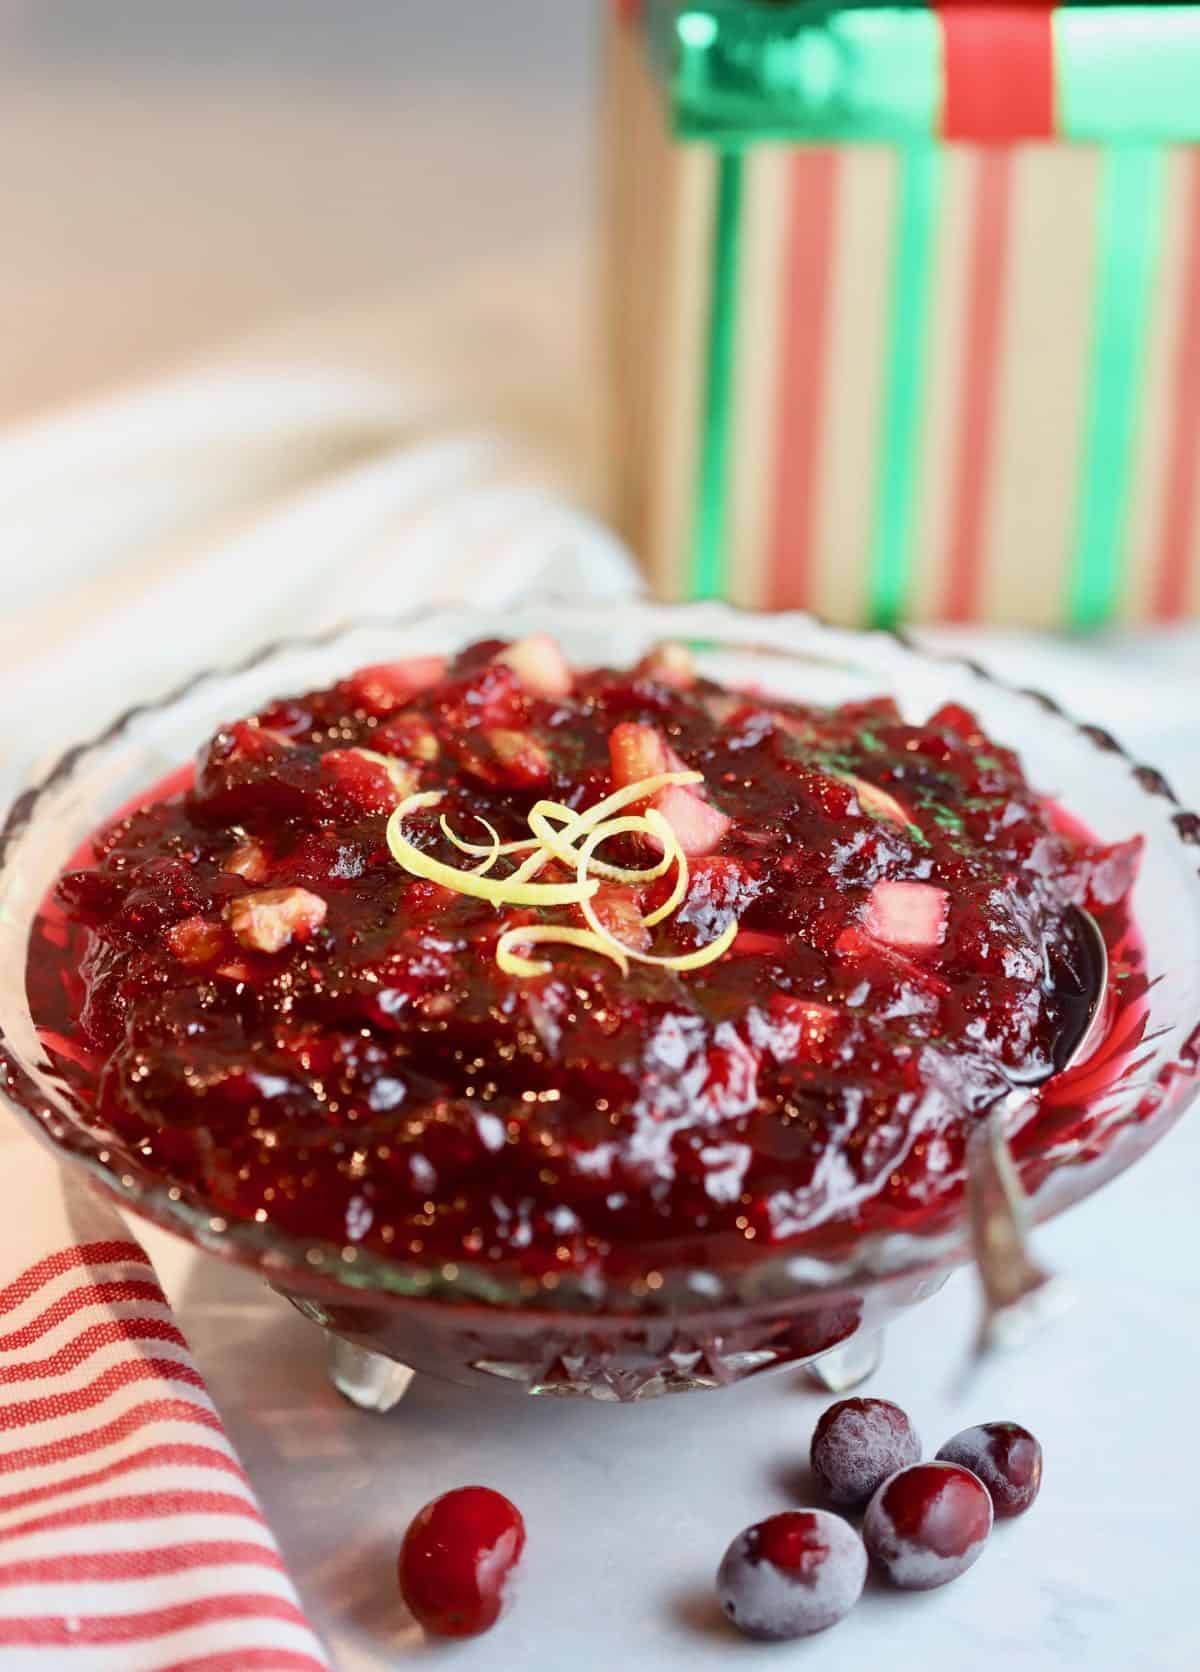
[{"x1": 644, "y1": 1, "x2": 1200, "y2": 143}]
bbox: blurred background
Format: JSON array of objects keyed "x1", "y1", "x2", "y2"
[{"x1": 0, "y1": 1, "x2": 596, "y2": 423}]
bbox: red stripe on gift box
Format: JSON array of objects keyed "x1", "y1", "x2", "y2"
[
  {"x1": 766, "y1": 150, "x2": 838, "y2": 609},
  {"x1": 944, "y1": 149, "x2": 1014, "y2": 620},
  {"x1": 1154, "y1": 151, "x2": 1200, "y2": 619},
  {"x1": 937, "y1": 4, "x2": 1056, "y2": 141}
]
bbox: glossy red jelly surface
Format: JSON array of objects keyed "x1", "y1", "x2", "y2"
[{"x1": 32, "y1": 638, "x2": 1144, "y2": 1278}]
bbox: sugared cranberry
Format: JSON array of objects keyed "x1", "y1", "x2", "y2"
[
  {"x1": 717, "y1": 1510, "x2": 866, "y2": 1640},
  {"x1": 863, "y1": 1462, "x2": 992, "y2": 1590},
  {"x1": 398, "y1": 1485, "x2": 525, "y2": 1638},
  {"x1": 810, "y1": 1398, "x2": 922, "y2": 1509},
  {"x1": 937, "y1": 1422, "x2": 1043, "y2": 1518}
]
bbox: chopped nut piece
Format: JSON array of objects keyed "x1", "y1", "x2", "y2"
[
  {"x1": 376, "y1": 712, "x2": 440, "y2": 761},
  {"x1": 227, "y1": 887, "x2": 328, "y2": 954},
  {"x1": 223, "y1": 838, "x2": 271, "y2": 883},
  {"x1": 485, "y1": 728, "x2": 552, "y2": 788},
  {"x1": 165, "y1": 916, "x2": 224, "y2": 966}
]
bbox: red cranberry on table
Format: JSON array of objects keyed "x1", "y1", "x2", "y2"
[
  {"x1": 810, "y1": 1397, "x2": 922, "y2": 1509},
  {"x1": 398, "y1": 1485, "x2": 525, "y2": 1638},
  {"x1": 863, "y1": 1463, "x2": 992, "y2": 1591},
  {"x1": 717, "y1": 1509, "x2": 867, "y2": 1640},
  {"x1": 937, "y1": 1422, "x2": 1043, "y2": 1518}
]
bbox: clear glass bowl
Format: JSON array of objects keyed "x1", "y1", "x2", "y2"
[{"x1": 2, "y1": 601, "x2": 1198, "y2": 1403}]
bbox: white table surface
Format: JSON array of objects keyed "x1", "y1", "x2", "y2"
[{"x1": 131, "y1": 705, "x2": 1198, "y2": 1672}]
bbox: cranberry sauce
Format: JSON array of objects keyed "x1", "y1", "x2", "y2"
[{"x1": 32, "y1": 637, "x2": 1144, "y2": 1277}]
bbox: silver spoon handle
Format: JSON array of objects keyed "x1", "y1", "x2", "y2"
[{"x1": 966, "y1": 1094, "x2": 1065, "y2": 1356}]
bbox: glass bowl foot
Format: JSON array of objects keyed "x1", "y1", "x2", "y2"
[
  {"x1": 327, "y1": 1335, "x2": 415, "y2": 1412},
  {"x1": 805, "y1": 1328, "x2": 883, "y2": 1394}
]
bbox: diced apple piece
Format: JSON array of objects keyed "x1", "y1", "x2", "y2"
[
  {"x1": 223, "y1": 838, "x2": 271, "y2": 883},
  {"x1": 651, "y1": 785, "x2": 732, "y2": 857},
  {"x1": 608, "y1": 721, "x2": 690, "y2": 791},
  {"x1": 763, "y1": 992, "x2": 840, "y2": 1061},
  {"x1": 165, "y1": 916, "x2": 224, "y2": 966},
  {"x1": 485, "y1": 728, "x2": 553, "y2": 789},
  {"x1": 634, "y1": 640, "x2": 695, "y2": 690},
  {"x1": 587, "y1": 885, "x2": 652, "y2": 952},
  {"x1": 492, "y1": 633, "x2": 572, "y2": 698},
  {"x1": 732, "y1": 928, "x2": 789, "y2": 958},
  {"x1": 1081, "y1": 835, "x2": 1143, "y2": 910},
  {"x1": 341, "y1": 656, "x2": 447, "y2": 717},
  {"x1": 862, "y1": 880, "x2": 948, "y2": 949},
  {"x1": 842, "y1": 774, "x2": 911, "y2": 829},
  {"x1": 227, "y1": 887, "x2": 328, "y2": 954}
]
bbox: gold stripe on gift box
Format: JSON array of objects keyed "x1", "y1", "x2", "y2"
[
  {"x1": 1168, "y1": 150, "x2": 1200, "y2": 621},
  {"x1": 601, "y1": 13, "x2": 641, "y2": 552},
  {"x1": 725, "y1": 146, "x2": 790, "y2": 607},
  {"x1": 811, "y1": 147, "x2": 899, "y2": 626},
  {"x1": 1179, "y1": 154, "x2": 1200, "y2": 619},
  {"x1": 983, "y1": 147, "x2": 1101, "y2": 627},
  {"x1": 647, "y1": 141, "x2": 718, "y2": 601},
  {"x1": 605, "y1": 12, "x2": 673, "y2": 585}
]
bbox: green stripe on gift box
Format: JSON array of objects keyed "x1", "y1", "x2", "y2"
[
  {"x1": 690, "y1": 149, "x2": 743, "y2": 599},
  {"x1": 1067, "y1": 145, "x2": 1166, "y2": 627},
  {"x1": 1056, "y1": 8, "x2": 1200, "y2": 141},
  {"x1": 867, "y1": 144, "x2": 942, "y2": 626}
]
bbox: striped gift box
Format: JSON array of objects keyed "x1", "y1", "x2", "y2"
[{"x1": 606, "y1": 1, "x2": 1200, "y2": 626}]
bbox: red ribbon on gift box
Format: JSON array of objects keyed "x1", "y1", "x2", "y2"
[{"x1": 936, "y1": 2, "x2": 1055, "y2": 139}]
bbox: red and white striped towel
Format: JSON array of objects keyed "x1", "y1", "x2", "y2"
[{"x1": 0, "y1": 1143, "x2": 332, "y2": 1672}]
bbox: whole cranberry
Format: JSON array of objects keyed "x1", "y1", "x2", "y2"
[
  {"x1": 398, "y1": 1485, "x2": 525, "y2": 1637},
  {"x1": 717, "y1": 1510, "x2": 867, "y2": 1640},
  {"x1": 863, "y1": 1463, "x2": 992, "y2": 1590},
  {"x1": 810, "y1": 1397, "x2": 922, "y2": 1509},
  {"x1": 937, "y1": 1422, "x2": 1043, "y2": 1518}
]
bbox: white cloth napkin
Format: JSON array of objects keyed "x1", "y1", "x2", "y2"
[{"x1": 0, "y1": 1146, "x2": 334, "y2": 1672}]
